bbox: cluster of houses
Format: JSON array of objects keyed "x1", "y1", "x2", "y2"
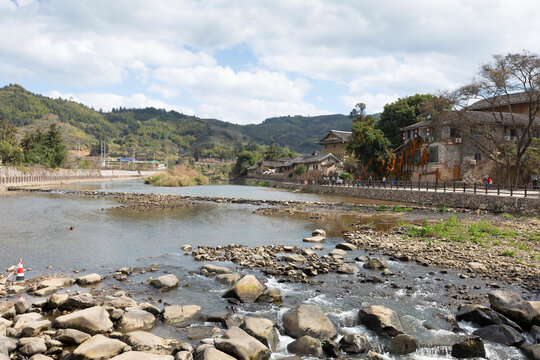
[{"x1": 246, "y1": 91, "x2": 540, "y2": 182}]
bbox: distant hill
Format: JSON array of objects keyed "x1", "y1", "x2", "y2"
[{"x1": 0, "y1": 84, "x2": 353, "y2": 156}]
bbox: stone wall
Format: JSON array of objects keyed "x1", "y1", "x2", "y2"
[{"x1": 263, "y1": 180, "x2": 540, "y2": 215}]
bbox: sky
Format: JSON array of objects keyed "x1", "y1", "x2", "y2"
[{"x1": 1, "y1": 0, "x2": 539, "y2": 125}]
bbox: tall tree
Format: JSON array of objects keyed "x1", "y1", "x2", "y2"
[
  {"x1": 346, "y1": 103, "x2": 393, "y2": 176},
  {"x1": 46, "y1": 123, "x2": 67, "y2": 168},
  {"x1": 448, "y1": 51, "x2": 540, "y2": 184},
  {"x1": 0, "y1": 117, "x2": 23, "y2": 165},
  {"x1": 263, "y1": 139, "x2": 281, "y2": 161},
  {"x1": 377, "y1": 94, "x2": 437, "y2": 149}
]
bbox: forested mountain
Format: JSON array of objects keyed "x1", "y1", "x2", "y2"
[{"x1": 0, "y1": 84, "x2": 353, "y2": 157}]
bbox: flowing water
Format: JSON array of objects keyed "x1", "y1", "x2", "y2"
[{"x1": 0, "y1": 180, "x2": 536, "y2": 359}]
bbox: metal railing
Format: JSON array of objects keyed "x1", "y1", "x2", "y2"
[{"x1": 0, "y1": 174, "x2": 141, "y2": 186}]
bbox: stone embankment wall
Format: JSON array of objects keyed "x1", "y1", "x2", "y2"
[{"x1": 263, "y1": 180, "x2": 540, "y2": 215}]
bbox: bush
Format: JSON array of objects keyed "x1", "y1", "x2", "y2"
[{"x1": 293, "y1": 164, "x2": 307, "y2": 176}]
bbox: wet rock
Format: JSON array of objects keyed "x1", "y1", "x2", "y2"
[
  {"x1": 150, "y1": 274, "x2": 179, "y2": 290},
  {"x1": 472, "y1": 324, "x2": 525, "y2": 346},
  {"x1": 14, "y1": 298, "x2": 28, "y2": 314},
  {"x1": 43, "y1": 293, "x2": 69, "y2": 311},
  {"x1": 222, "y1": 275, "x2": 264, "y2": 303},
  {"x1": 53, "y1": 306, "x2": 114, "y2": 334},
  {"x1": 456, "y1": 304, "x2": 523, "y2": 331},
  {"x1": 312, "y1": 229, "x2": 326, "y2": 237},
  {"x1": 20, "y1": 319, "x2": 51, "y2": 337},
  {"x1": 389, "y1": 334, "x2": 417, "y2": 355},
  {"x1": 355, "y1": 255, "x2": 369, "y2": 262},
  {"x1": 72, "y1": 334, "x2": 128, "y2": 360},
  {"x1": 225, "y1": 314, "x2": 244, "y2": 329},
  {"x1": 339, "y1": 333, "x2": 370, "y2": 354},
  {"x1": 451, "y1": 336, "x2": 486, "y2": 358},
  {"x1": 214, "y1": 326, "x2": 271, "y2": 360},
  {"x1": 303, "y1": 235, "x2": 326, "y2": 243},
  {"x1": 363, "y1": 257, "x2": 388, "y2": 270},
  {"x1": 186, "y1": 326, "x2": 219, "y2": 340},
  {"x1": 531, "y1": 325, "x2": 540, "y2": 344},
  {"x1": 287, "y1": 335, "x2": 323, "y2": 358},
  {"x1": 195, "y1": 347, "x2": 236, "y2": 360},
  {"x1": 521, "y1": 344, "x2": 540, "y2": 360},
  {"x1": 122, "y1": 331, "x2": 185, "y2": 354},
  {"x1": 336, "y1": 243, "x2": 357, "y2": 251},
  {"x1": 322, "y1": 339, "x2": 340, "y2": 358},
  {"x1": 241, "y1": 317, "x2": 279, "y2": 351},
  {"x1": 337, "y1": 263, "x2": 359, "y2": 274},
  {"x1": 280, "y1": 254, "x2": 306, "y2": 264},
  {"x1": 103, "y1": 295, "x2": 137, "y2": 309},
  {"x1": 76, "y1": 274, "x2": 102, "y2": 286},
  {"x1": 19, "y1": 341, "x2": 47, "y2": 357},
  {"x1": 488, "y1": 290, "x2": 539, "y2": 328},
  {"x1": 358, "y1": 305, "x2": 404, "y2": 338},
  {"x1": 137, "y1": 302, "x2": 161, "y2": 316},
  {"x1": 58, "y1": 293, "x2": 98, "y2": 311},
  {"x1": 55, "y1": 328, "x2": 91, "y2": 345},
  {"x1": 33, "y1": 286, "x2": 57, "y2": 297},
  {"x1": 282, "y1": 305, "x2": 337, "y2": 340},
  {"x1": 117, "y1": 309, "x2": 155, "y2": 332},
  {"x1": 256, "y1": 288, "x2": 282, "y2": 304},
  {"x1": 111, "y1": 352, "x2": 174, "y2": 360},
  {"x1": 365, "y1": 351, "x2": 385, "y2": 360},
  {"x1": 311, "y1": 245, "x2": 324, "y2": 250},
  {"x1": 329, "y1": 249, "x2": 347, "y2": 257},
  {"x1": 162, "y1": 305, "x2": 201, "y2": 326},
  {"x1": 216, "y1": 273, "x2": 240, "y2": 286},
  {"x1": 201, "y1": 264, "x2": 231, "y2": 274},
  {"x1": 201, "y1": 311, "x2": 230, "y2": 325}
]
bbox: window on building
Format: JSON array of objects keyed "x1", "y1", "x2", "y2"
[
  {"x1": 474, "y1": 153, "x2": 482, "y2": 161},
  {"x1": 510, "y1": 129, "x2": 517, "y2": 137},
  {"x1": 333, "y1": 145, "x2": 336, "y2": 149},
  {"x1": 450, "y1": 127, "x2": 460, "y2": 137},
  {"x1": 428, "y1": 146, "x2": 438, "y2": 163}
]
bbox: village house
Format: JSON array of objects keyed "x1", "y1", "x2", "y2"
[
  {"x1": 467, "y1": 91, "x2": 540, "y2": 116},
  {"x1": 399, "y1": 109, "x2": 540, "y2": 182},
  {"x1": 317, "y1": 130, "x2": 352, "y2": 160}
]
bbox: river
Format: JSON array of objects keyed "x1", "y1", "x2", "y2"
[{"x1": 0, "y1": 180, "x2": 532, "y2": 359}]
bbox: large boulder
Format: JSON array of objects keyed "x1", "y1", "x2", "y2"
[
  {"x1": 214, "y1": 326, "x2": 270, "y2": 360},
  {"x1": 451, "y1": 336, "x2": 486, "y2": 359},
  {"x1": 488, "y1": 290, "x2": 539, "y2": 329},
  {"x1": 195, "y1": 347, "x2": 236, "y2": 360},
  {"x1": 363, "y1": 257, "x2": 388, "y2": 270},
  {"x1": 287, "y1": 335, "x2": 323, "y2": 358},
  {"x1": 389, "y1": 334, "x2": 417, "y2": 355},
  {"x1": 282, "y1": 305, "x2": 337, "y2": 340},
  {"x1": 339, "y1": 333, "x2": 371, "y2": 354},
  {"x1": 121, "y1": 331, "x2": 185, "y2": 354},
  {"x1": 162, "y1": 305, "x2": 201, "y2": 326},
  {"x1": 20, "y1": 319, "x2": 51, "y2": 337},
  {"x1": 53, "y1": 306, "x2": 113, "y2": 334},
  {"x1": 521, "y1": 344, "x2": 540, "y2": 360},
  {"x1": 456, "y1": 304, "x2": 523, "y2": 331},
  {"x1": 472, "y1": 324, "x2": 525, "y2": 346},
  {"x1": 58, "y1": 294, "x2": 99, "y2": 312},
  {"x1": 241, "y1": 317, "x2": 279, "y2": 351},
  {"x1": 222, "y1": 275, "x2": 264, "y2": 303},
  {"x1": 117, "y1": 309, "x2": 155, "y2": 332},
  {"x1": 72, "y1": 334, "x2": 128, "y2": 360},
  {"x1": 103, "y1": 296, "x2": 137, "y2": 309},
  {"x1": 13, "y1": 313, "x2": 44, "y2": 331},
  {"x1": 55, "y1": 328, "x2": 91, "y2": 345},
  {"x1": 216, "y1": 273, "x2": 241, "y2": 286},
  {"x1": 201, "y1": 264, "x2": 231, "y2": 274},
  {"x1": 43, "y1": 293, "x2": 69, "y2": 311},
  {"x1": 76, "y1": 274, "x2": 102, "y2": 286},
  {"x1": 149, "y1": 274, "x2": 179, "y2": 290},
  {"x1": 358, "y1": 305, "x2": 404, "y2": 338},
  {"x1": 19, "y1": 341, "x2": 47, "y2": 357},
  {"x1": 110, "y1": 352, "x2": 173, "y2": 360}
]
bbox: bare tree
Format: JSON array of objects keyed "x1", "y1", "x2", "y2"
[{"x1": 448, "y1": 51, "x2": 540, "y2": 184}]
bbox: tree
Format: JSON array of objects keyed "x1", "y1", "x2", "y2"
[
  {"x1": 232, "y1": 150, "x2": 260, "y2": 176},
  {"x1": 448, "y1": 51, "x2": 540, "y2": 185},
  {"x1": 0, "y1": 117, "x2": 17, "y2": 146},
  {"x1": 0, "y1": 117, "x2": 22, "y2": 165},
  {"x1": 45, "y1": 123, "x2": 67, "y2": 168},
  {"x1": 263, "y1": 139, "x2": 281, "y2": 161},
  {"x1": 377, "y1": 94, "x2": 437, "y2": 148},
  {"x1": 293, "y1": 163, "x2": 307, "y2": 176},
  {"x1": 346, "y1": 103, "x2": 394, "y2": 176}
]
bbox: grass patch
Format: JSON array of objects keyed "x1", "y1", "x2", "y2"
[
  {"x1": 376, "y1": 205, "x2": 388, "y2": 211},
  {"x1": 500, "y1": 213, "x2": 515, "y2": 219},
  {"x1": 391, "y1": 205, "x2": 413, "y2": 212},
  {"x1": 249, "y1": 180, "x2": 270, "y2": 187},
  {"x1": 145, "y1": 164, "x2": 209, "y2": 187},
  {"x1": 500, "y1": 250, "x2": 515, "y2": 257}
]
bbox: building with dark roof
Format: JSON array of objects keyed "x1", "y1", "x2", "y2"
[
  {"x1": 467, "y1": 91, "x2": 540, "y2": 115},
  {"x1": 317, "y1": 130, "x2": 352, "y2": 160}
]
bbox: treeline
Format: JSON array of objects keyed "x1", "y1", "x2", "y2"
[
  {"x1": 0, "y1": 118, "x2": 67, "y2": 168},
  {"x1": 232, "y1": 139, "x2": 298, "y2": 176}
]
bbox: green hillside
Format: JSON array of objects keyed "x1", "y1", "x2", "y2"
[{"x1": 0, "y1": 84, "x2": 353, "y2": 157}]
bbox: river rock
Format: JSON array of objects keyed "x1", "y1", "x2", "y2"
[
  {"x1": 55, "y1": 328, "x2": 91, "y2": 345},
  {"x1": 358, "y1": 305, "x2": 404, "y2": 338},
  {"x1": 241, "y1": 317, "x2": 279, "y2": 351},
  {"x1": 222, "y1": 275, "x2": 264, "y2": 303},
  {"x1": 488, "y1": 290, "x2": 539, "y2": 328},
  {"x1": 521, "y1": 344, "x2": 540, "y2": 360},
  {"x1": 29, "y1": 355, "x2": 53, "y2": 360},
  {"x1": 44, "y1": 293, "x2": 69, "y2": 311},
  {"x1": 363, "y1": 257, "x2": 388, "y2": 269},
  {"x1": 281, "y1": 254, "x2": 306, "y2": 264},
  {"x1": 195, "y1": 347, "x2": 236, "y2": 360},
  {"x1": 150, "y1": 274, "x2": 179, "y2": 290},
  {"x1": 33, "y1": 286, "x2": 57, "y2": 297},
  {"x1": 58, "y1": 293, "x2": 98, "y2": 311},
  {"x1": 257, "y1": 288, "x2": 282, "y2": 304},
  {"x1": 0, "y1": 336, "x2": 18, "y2": 353},
  {"x1": 312, "y1": 229, "x2": 326, "y2": 237},
  {"x1": 137, "y1": 302, "x2": 161, "y2": 316},
  {"x1": 162, "y1": 305, "x2": 201, "y2": 326},
  {"x1": 13, "y1": 312, "x2": 44, "y2": 331},
  {"x1": 20, "y1": 319, "x2": 51, "y2": 337},
  {"x1": 336, "y1": 243, "x2": 357, "y2": 251},
  {"x1": 14, "y1": 298, "x2": 28, "y2": 314},
  {"x1": 282, "y1": 304, "x2": 337, "y2": 340},
  {"x1": 456, "y1": 304, "x2": 523, "y2": 331},
  {"x1": 72, "y1": 334, "x2": 129, "y2": 360},
  {"x1": 337, "y1": 263, "x2": 359, "y2": 274},
  {"x1": 76, "y1": 274, "x2": 102, "y2": 286},
  {"x1": 186, "y1": 326, "x2": 219, "y2": 340},
  {"x1": 39, "y1": 277, "x2": 75, "y2": 289},
  {"x1": 117, "y1": 309, "x2": 155, "y2": 332},
  {"x1": 339, "y1": 333, "x2": 370, "y2": 354},
  {"x1": 472, "y1": 324, "x2": 525, "y2": 346},
  {"x1": 365, "y1": 352, "x2": 385, "y2": 360},
  {"x1": 181, "y1": 245, "x2": 192, "y2": 252},
  {"x1": 19, "y1": 341, "x2": 47, "y2": 356},
  {"x1": 329, "y1": 249, "x2": 347, "y2": 257},
  {"x1": 389, "y1": 334, "x2": 417, "y2": 355},
  {"x1": 216, "y1": 273, "x2": 241, "y2": 286},
  {"x1": 111, "y1": 352, "x2": 173, "y2": 360},
  {"x1": 175, "y1": 351, "x2": 193, "y2": 360},
  {"x1": 122, "y1": 331, "x2": 184, "y2": 354},
  {"x1": 53, "y1": 306, "x2": 113, "y2": 334},
  {"x1": 531, "y1": 325, "x2": 540, "y2": 343},
  {"x1": 303, "y1": 235, "x2": 325, "y2": 243},
  {"x1": 214, "y1": 326, "x2": 270, "y2": 360},
  {"x1": 287, "y1": 335, "x2": 323, "y2": 357},
  {"x1": 103, "y1": 295, "x2": 137, "y2": 309},
  {"x1": 201, "y1": 264, "x2": 231, "y2": 274},
  {"x1": 451, "y1": 336, "x2": 485, "y2": 358}
]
